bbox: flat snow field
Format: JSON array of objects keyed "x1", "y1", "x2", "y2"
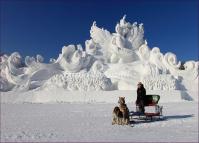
[{"x1": 1, "y1": 102, "x2": 198, "y2": 142}]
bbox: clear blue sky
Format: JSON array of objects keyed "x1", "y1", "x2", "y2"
[{"x1": 1, "y1": 0, "x2": 198, "y2": 62}]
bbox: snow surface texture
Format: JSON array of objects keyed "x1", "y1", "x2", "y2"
[
  {"x1": 1, "y1": 102, "x2": 198, "y2": 142},
  {"x1": 0, "y1": 15, "x2": 198, "y2": 101},
  {"x1": 1, "y1": 90, "x2": 196, "y2": 104}
]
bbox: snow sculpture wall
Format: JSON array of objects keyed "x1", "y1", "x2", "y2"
[
  {"x1": 43, "y1": 61, "x2": 112, "y2": 91},
  {"x1": 0, "y1": 15, "x2": 198, "y2": 94},
  {"x1": 142, "y1": 75, "x2": 177, "y2": 90},
  {"x1": 43, "y1": 72, "x2": 112, "y2": 91}
]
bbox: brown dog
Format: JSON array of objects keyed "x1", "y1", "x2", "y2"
[
  {"x1": 112, "y1": 106, "x2": 123, "y2": 125},
  {"x1": 112, "y1": 97, "x2": 130, "y2": 125}
]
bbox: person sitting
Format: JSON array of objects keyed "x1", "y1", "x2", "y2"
[{"x1": 136, "y1": 82, "x2": 146, "y2": 113}]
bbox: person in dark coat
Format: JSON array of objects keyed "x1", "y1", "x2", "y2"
[{"x1": 136, "y1": 82, "x2": 146, "y2": 113}]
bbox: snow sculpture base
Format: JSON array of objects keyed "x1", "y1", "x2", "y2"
[{"x1": 1, "y1": 89, "x2": 196, "y2": 104}]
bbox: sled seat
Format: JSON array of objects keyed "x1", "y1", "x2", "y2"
[
  {"x1": 135, "y1": 95, "x2": 163, "y2": 120},
  {"x1": 144, "y1": 95, "x2": 162, "y2": 120},
  {"x1": 144, "y1": 94, "x2": 160, "y2": 106}
]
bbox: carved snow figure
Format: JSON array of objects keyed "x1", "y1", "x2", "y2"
[
  {"x1": 56, "y1": 45, "x2": 93, "y2": 72},
  {"x1": 90, "y1": 15, "x2": 144, "y2": 63}
]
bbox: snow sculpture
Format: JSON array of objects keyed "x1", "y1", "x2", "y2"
[
  {"x1": 43, "y1": 72, "x2": 112, "y2": 91},
  {"x1": 115, "y1": 15, "x2": 144, "y2": 50},
  {"x1": 90, "y1": 15, "x2": 144, "y2": 63},
  {"x1": 1, "y1": 52, "x2": 63, "y2": 91},
  {"x1": 0, "y1": 15, "x2": 198, "y2": 96},
  {"x1": 142, "y1": 75, "x2": 177, "y2": 90},
  {"x1": 56, "y1": 45, "x2": 93, "y2": 72},
  {"x1": 43, "y1": 61, "x2": 112, "y2": 91},
  {"x1": 85, "y1": 39, "x2": 98, "y2": 55},
  {"x1": 7, "y1": 52, "x2": 25, "y2": 76},
  {"x1": 49, "y1": 58, "x2": 56, "y2": 63},
  {"x1": 36, "y1": 54, "x2": 44, "y2": 63},
  {"x1": 25, "y1": 56, "x2": 36, "y2": 67},
  {"x1": 0, "y1": 54, "x2": 14, "y2": 91},
  {"x1": 0, "y1": 52, "x2": 30, "y2": 91}
]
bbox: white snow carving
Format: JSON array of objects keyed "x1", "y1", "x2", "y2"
[{"x1": 0, "y1": 15, "x2": 198, "y2": 101}]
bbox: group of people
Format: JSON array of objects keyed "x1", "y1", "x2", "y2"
[{"x1": 136, "y1": 82, "x2": 146, "y2": 113}]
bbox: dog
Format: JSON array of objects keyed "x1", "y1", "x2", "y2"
[
  {"x1": 112, "y1": 106, "x2": 123, "y2": 125},
  {"x1": 112, "y1": 97, "x2": 130, "y2": 125}
]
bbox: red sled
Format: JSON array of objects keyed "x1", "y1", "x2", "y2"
[{"x1": 134, "y1": 95, "x2": 163, "y2": 120}]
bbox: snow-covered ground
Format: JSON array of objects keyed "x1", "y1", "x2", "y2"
[
  {"x1": 1, "y1": 102, "x2": 198, "y2": 142},
  {"x1": 1, "y1": 89, "x2": 197, "y2": 103}
]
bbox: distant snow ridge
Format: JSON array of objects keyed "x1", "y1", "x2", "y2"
[{"x1": 0, "y1": 15, "x2": 198, "y2": 100}]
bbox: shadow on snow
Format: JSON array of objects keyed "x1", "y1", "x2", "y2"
[{"x1": 129, "y1": 112, "x2": 194, "y2": 125}]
